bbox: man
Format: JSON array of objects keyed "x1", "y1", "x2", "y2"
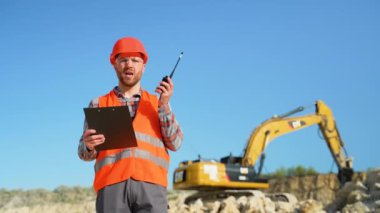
[{"x1": 78, "y1": 37, "x2": 183, "y2": 213}]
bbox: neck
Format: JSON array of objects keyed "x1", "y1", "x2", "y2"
[{"x1": 118, "y1": 82, "x2": 141, "y2": 98}]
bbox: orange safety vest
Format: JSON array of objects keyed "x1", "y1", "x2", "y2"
[{"x1": 93, "y1": 89, "x2": 169, "y2": 192}]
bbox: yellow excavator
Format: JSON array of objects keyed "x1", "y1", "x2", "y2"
[{"x1": 173, "y1": 100, "x2": 353, "y2": 202}]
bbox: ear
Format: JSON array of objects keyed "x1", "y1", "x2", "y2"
[{"x1": 142, "y1": 63, "x2": 146, "y2": 74}]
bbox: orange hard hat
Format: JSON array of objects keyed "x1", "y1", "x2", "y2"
[{"x1": 110, "y1": 37, "x2": 148, "y2": 64}]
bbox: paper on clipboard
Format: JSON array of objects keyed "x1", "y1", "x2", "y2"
[{"x1": 83, "y1": 106, "x2": 137, "y2": 151}]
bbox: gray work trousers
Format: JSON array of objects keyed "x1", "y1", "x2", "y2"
[{"x1": 96, "y1": 178, "x2": 168, "y2": 213}]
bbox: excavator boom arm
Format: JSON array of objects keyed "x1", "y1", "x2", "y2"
[
  {"x1": 242, "y1": 114, "x2": 323, "y2": 166},
  {"x1": 241, "y1": 100, "x2": 353, "y2": 184}
]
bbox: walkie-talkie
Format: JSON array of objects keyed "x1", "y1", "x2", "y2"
[{"x1": 162, "y1": 52, "x2": 183, "y2": 83}]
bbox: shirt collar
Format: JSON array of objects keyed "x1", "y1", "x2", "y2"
[{"x1": 113, "y1": 86, "x2": 142, "y2": 99}]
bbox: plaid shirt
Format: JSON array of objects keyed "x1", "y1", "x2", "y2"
[{"x1": 78, "y1": 87, "x2": 183, "y2": 161}]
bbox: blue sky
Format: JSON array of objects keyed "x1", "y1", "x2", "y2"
[{"x1": 0, "y1": 1, "x2": 379, "y2": 190}]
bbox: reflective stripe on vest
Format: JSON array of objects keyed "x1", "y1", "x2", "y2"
[
  {"x1": 135, "y1": 132, "x2": 164, "y2": 149},
  {"x1": 95, "y1": 148, "x2": 169, "y2": 173},
  {"x1": 95, "y1": 132, "x2": 169, "y2": 172}
]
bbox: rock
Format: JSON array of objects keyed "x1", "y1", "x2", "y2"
[
  {"x1": 325, "y1": 180, "x2": 369, "y2": 211},
  {"x1": 168, "y1": 194, "x2": 183, "y2": 207},
  {"x1": 275, "y1": 201, "x2": 295, "y2": 213},
  {"x1": 263, "y1": 197, "x2": 276, "y2": 213},
  {"x1": 236, "y1": 196, "x2": 248, "y2": 211},
  {"x1": 204, "y1": 200, "x2": 221, "y2": 213},
  {"x1": 341, "y1": 201, "x2": 371, "y2": 213},
  {"x1": 346, "y1": 190, "x2": 370, "y2": 204},
  {"x1": 374, "y1": 200, "x2": 380, "y2": 213},
  {"x1": 188, "y1": 199, "x2": 205, "y2": 213},
  {"x1": 342, "y1": 181, "x2": 368, "y2": 194},
  {"x1": 269, "y1": 193, "x2": 298, "y2": 213},
  {"x1": 366, "y1": 169, "x2": 380, "y2": 202},
  {"x1": 366, "y1": 169, "x2": 380, "y2": 191},
  {"x1": 375, "y1": 183, "x2": 380, "y2": 190},
  {"x1": 294, "y1": 199, "x2": 325, "y2": 213},
  {"x1": 244, "y1": 195, "x2": 266, "y2": 213},
  {"x1": 251, "y1": 190, "x2": 266, "y2": 198},
  {"x1": 219, "y1": 196, "x2": 239, "y2": 213}
]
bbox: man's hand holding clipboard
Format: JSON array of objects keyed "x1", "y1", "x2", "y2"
[{"x1": 82, "y1": 129, "x2": 105, "y2": 151}]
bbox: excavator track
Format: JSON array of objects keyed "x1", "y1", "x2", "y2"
[{"x1": 184, "y1": 190, "x2": 298, "y2": 205}]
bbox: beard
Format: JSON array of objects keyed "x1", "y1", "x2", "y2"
[{"x1": 116, "y1": 68, "x2": 143, "y2": 88}]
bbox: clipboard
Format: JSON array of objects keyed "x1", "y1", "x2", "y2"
[{"x1": 83, "y1": 106, "x2": 137, "y2": 151}]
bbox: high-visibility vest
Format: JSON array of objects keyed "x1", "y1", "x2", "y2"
[{"x1": 93, "y1": 89, "x2": 169, "y2": 192}]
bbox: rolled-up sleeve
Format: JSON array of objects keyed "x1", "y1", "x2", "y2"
[
  {"x1": 77, "y1": 100, "x2": 98, "y2": 161},
  {"x1": 158, "y1": 104, "x2": 183, "y2": 151}
]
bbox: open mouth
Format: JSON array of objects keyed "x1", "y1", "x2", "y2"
[{"x1": 123, "y1": 71, "x2": 134, "y2": 78}]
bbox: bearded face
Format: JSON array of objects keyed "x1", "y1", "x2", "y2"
[{"x1": 113, "y1": 56, "x2": 145, "y2": 88}]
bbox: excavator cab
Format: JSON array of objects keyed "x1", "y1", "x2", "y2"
[{"x1": 220, "y1": 153, "x2": 242, "y2": 164}]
